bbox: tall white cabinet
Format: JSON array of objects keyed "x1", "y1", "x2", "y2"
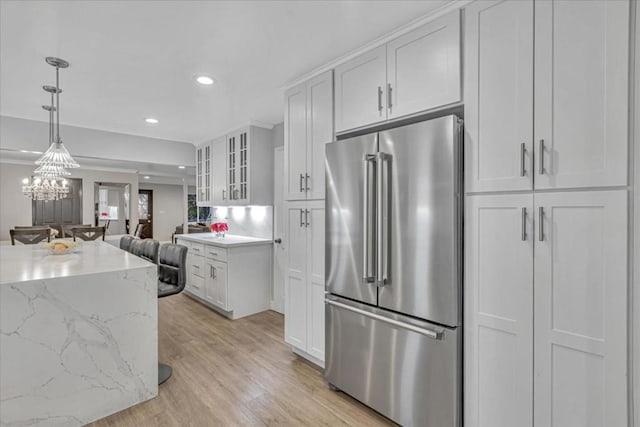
[
  {"x1": 464, "y1": 1, "x2": 632, "y2": 426},
  {"x1": 284, "y1": 201, "x2": 325, "y2": 363}
]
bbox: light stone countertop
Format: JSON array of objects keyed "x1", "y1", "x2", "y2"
[
  {"x1": 174, "y1": 233, "x2": 272, "y2": 248},
  {"x1": 0, "y1": 240, "x2": 155, "y2": 284}
]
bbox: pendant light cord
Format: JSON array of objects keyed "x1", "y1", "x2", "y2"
[{"x1": 56, "y1": 65, "x2": 60, "y2": 143}]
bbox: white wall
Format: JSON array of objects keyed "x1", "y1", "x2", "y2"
[
  {"x1": 272, "y1": 121, "x2": 284, "y2": 148},
  {"x1": 0, "y1": 162, "x2": 139, "y2": 241},
  {"x1": 0, "y1": 116, "x2": 195, "y2": 167},
  {"x1": 138, "y1": 183, "x2": 186, "y2": 242}
]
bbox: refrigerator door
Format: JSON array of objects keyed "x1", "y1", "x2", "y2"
[
  {"x1": 377, "y1": 115, "x2": 462, "y2": 326},
  {"x1": 325, "y1": 134, "x2": 378, "y2": 306},
  {"x1": 325, "y1": 295, "x2": 461, "y2": 427}
]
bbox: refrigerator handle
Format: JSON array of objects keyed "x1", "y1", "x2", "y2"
[
  {"x1": 363, "y1": 154, "x2": 376, "y2": 284},
  {"x1": 376, "y1": 152, "x2": 389, "y2": 287}
]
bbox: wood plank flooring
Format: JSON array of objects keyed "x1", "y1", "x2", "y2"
[{"x1": 90, "y1": 294, "x2": 393, "y2": 426}]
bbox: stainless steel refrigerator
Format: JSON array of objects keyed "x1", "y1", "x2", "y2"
[{"x1": 325, "y1": 115, "x2": 463, "y2": 427}]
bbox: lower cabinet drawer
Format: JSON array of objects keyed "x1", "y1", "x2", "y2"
[
  {"x1": 190, "y1": 255, "x2": 205, "y2": 278},
  {"x1": 205, "y1": 246, "x2": 227, "y2": 262},
  {"x1": 189, "y1": 243, "x2": 205, "y2": 256},
  {"x1": 187, "y1": 274, "x2": 204, "y2": 297}
]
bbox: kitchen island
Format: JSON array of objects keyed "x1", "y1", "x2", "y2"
[
  {"x1": 0, "y1": 241, "x2": 158, "y2": 426},
  {"x1": 174, "y1": 233, "x2": 272, "y2": 319}
]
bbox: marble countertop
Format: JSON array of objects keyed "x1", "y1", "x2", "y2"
[
  {"x1": 174, "y1": 233, "x2": 272, "y2": 248},
  {"x1": 0, "y1": 241, "x2": 155, "y2": 285}
]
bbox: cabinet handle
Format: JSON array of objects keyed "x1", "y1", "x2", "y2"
[
  {"x1": 212, "y1": 266, "x2": 217, "y2": 279},
  {"x1": 520, "y1": 143, "x2": 526, "y2": 177},
  {"x1": 305, "y1": 209, "x2": 310, "y2": 228},
  {"x1": 209, "y1": 265, "x2": 213, "y2": 278},
  {"x1": 299, "y1": 209, "x2": 305, "y2": 227},
  {"x1": 377, "y1": 86, "x2": 383, "y2": 114},
  {"x1": 305, "y1": 174, "x2": 311, "y2": 192},
  {"x1": 299, "y1": 173, "x2": 305, "y2": 192},
  {"x1": 538, "y1": 207, "x2": 544, "y2": 241},
  {"x1": 387, "y1": 83, "x2": 392, "y2": 113},
  {"x1": 521, "y1": 207, "x2": 527, "y2": 241},
  {"x1": 222, "y1": 189, "x2": 226, "y2": 200},
  {"x1": 538, "y1": 139, "x2": 545, "y2": 175}
]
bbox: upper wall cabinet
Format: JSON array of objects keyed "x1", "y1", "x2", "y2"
[
  {"x1": 534, "y1": 0, "x2": 629, "y2": 189},
  {"x1": 225, "y1": 126, "x2": 274, "y2": 206},
  {"x1": 284, "y1": 70, "x2": 334, "y2": 201},
  {"x1": 464, "y1": 0, "x2": 534, "y2": 193},
  {"x1": 465, "y1": 0, "x2": 630, "y2": 193},
  {"x1": 335, "y1": 10, "x2": 461, "y2": 133},
  {"x1": 196, "y1": 126, "x2": 273, "y2": 207}
]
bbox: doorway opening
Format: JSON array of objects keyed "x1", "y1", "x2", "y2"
[
  {"x1": 94, "y1": 182, "x2": 131, "y2": 235},
  {"x1": 138, "y1": 189, "x2": 153, "y2": 239}
]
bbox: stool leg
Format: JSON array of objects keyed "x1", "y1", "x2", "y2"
[{"x1": 159, "y1": 363, "x2": 173, "y2": 385}]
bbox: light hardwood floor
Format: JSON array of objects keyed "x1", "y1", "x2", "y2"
[{"x1": 90, "y1": 294, "x2": 394, "y2": 426}]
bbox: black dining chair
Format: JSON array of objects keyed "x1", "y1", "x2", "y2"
[
  {"x1": 9, "y1": 228, "x2": 51, "y2": 245},
  {"x1": 157, "y1": 243, "x2": 188, "y2": 384},
  {"x1": 72, "y1": 226, "x2": 106, "y2": 241}
]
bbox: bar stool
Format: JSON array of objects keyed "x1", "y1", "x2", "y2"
[
  {"x1": 119, "y1": 235, "x2": 135, "y2": 252},
  {"x1": 157, "y1": 243, "x2": 188, "y2": 384}
]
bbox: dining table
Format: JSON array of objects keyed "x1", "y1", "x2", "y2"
[{"x1": 0, "y1": 240, "x2": 158, "y2": 426}]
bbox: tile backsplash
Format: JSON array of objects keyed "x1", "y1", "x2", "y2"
[{"x1": 211, "y1": 206, "x2": 273, "y2": 240}]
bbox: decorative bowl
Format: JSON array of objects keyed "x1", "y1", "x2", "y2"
[{"x1": 43, "y1": 239, "x2": 79, "y2": 255}]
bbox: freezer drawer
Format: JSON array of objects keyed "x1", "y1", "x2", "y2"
[{"x1": 325, "y1": 297, "x2": 461, "y2": 427}]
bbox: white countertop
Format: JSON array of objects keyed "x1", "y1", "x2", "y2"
[
  {"x1": 0, "y1": 241, "x2": 155, "y2": 284},
  {"x1": 174, "y1": 233, "x2": 272, "y2": 247}
]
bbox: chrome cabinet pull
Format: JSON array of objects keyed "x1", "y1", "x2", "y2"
[
  {"x1": 212, "y1": 266, "x2": 217, "y2": 279},
  {"x1": 521, "y1": 207, "x2": 527, "y2": 241},
  {"x1": 520, "y1": 142, "x2": 526, "y2": 177},
  {"x1": 299, "y1": 173, "x2": 305, "y2": 192},
  {"x1": 299, "y1": 209, "x2": 305, "y2": 228},
  {"x1": 305, "y1": 209, "x2": 310, "y2": 227},
  {"x1": 222, "y1": 189, "x2": 226, "y2": 200},
  {"x1": 305, "y1": 174, "x2": 311, "y2": 192},
  {"x1": 363, "y1": 154, "x2": 376, "y2": 283},
  {"x1": 377, "y1": 86, "x2": 383, "y2": 114},
  {"x1": 387, "y1": 83, "x2": 392, "y2": 113},
  {"x1": 538, "y1": 139, "x2": 545, "y2": 175},
  {"x1": 538, "y1": 207, "x2": 544, "y2": 241}
]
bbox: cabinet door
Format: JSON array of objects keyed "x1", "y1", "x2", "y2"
[
  {"x1": 284, "y1": 83, "x2": 307, "y2": 201},
  {"x1": 387, "y1": 10, "x2": 461, "y2": 120},
  {"x1": 334, "y1": 45, "x2": 387, "y2": 133},
  {"x1": 284, "y1": 203, "x2": 308, "y2": 349},
  {"x1": 228, "y1": 129, "x2": 250, "y2": 204},
  {"x1": 464, "y1": 0, "x2": 533, "y2": 193},
  {"x1": 534, "y1": 0, "x2": 629, "y2": 189},
  {"x1": 211, "y1": 137, "x2": 227, "y2": 204},
  {"x1": 465, "y1": 194, "x2": 533, "y2": 427},
  {"x1": 533, "y1": 190, "x2": 627, "y2": 427},
  {"x1": 196, "y1": 146, "x2": 205, "y2": 205},
  {"x1": 204, "y1": 144, "x2": 212, "y2": 204},
  {"x1": 227, "y1": 133, "x2": 237, "y2": 203},
  {"x1": 306, "y1": 70, "x2": 333, "y2": 200},
  {"x1": 203, "y1": 259, "x2": 216, "y2": 305},
  {"x1": 213, "y1": 260, "x2": 228, "y2": 310},
  {"x1": 306, "y1": 203, "x2": 325, "y2": 361}
]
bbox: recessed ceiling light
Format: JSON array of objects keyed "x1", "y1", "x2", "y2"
[
  {"x1": 178, "y1": 165, "x2": 185, "y2": 169},
  {"x1": 145, "y1": 118, "x2": 158, "y2": 124},
  {"x1": 143, "y1": 176, "x2": 150, "y2": 179},
  {"x1": 196, "y1": 75, "x2": 214, "y2": 85}
]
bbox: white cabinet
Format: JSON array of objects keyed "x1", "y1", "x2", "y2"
[
  {"x1": 534, "y1": 0, "x2": 629, "y2": 189},
  {"x1": 464, "y1": 0, "x2": 534, "y2": 192},
  {"x1": 465, "y1": 194, "x2": 533, "y2": 427},
  {"x1": 465, "y1": 190, "x2": 628, "y2": 427},
  {"x1": 176, "y1": 237, "x2": 271, "y2": 320},
  {"x1": 465, "y1": 0, "x2": 630, "y2": 193},
  {"x1": 195, "y1": 144, "x2": 212, "y2": 206},
  {"x1": 533, "y1": 190, "x2": 627, "y2": 427},
  {"x1": 225, "y1": 126, "x2": 273, "y2": 205},
  {"x1": 335, "y1": 10, "x2": 461, "y2": 133},
  {"x1": 284, "y1": 200, "x2": 325, "y2": 363},
  {"x1": 211, "y1": 137, "x2": 227, "y2": 204},
  {"x1": 284, "y1": 70, "x2": 333, "y2": 201}
]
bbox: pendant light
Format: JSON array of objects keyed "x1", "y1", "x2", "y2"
[
  {"x1": 34, "y1": 87, "x2": 71, "y2": 179},
  {"x1": 35, "y1": 57, "x2": 80, "y2": 170}
]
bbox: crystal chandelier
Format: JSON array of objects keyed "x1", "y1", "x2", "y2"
[
  {"x1": 22, "y1": 57, "x2": 76, "y2": 201},
  {"x1": 35, "y1": 57, "x2": 80, "y2": 171}
]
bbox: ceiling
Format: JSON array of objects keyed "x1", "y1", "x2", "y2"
[{"x1": 0, "y1": 0, "x2": 450, "y2": 144}]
